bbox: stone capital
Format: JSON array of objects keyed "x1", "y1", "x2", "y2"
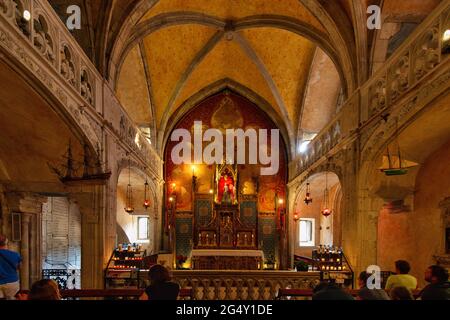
[{"x1": 6, "y1": 192, "x2": 47, "y2": 214}]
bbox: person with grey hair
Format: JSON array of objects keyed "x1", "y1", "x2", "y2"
[{"x1": 0, "y1": 235, "x2": 22, "y2": 300}]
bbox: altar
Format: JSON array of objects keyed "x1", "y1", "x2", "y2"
[{"x1": 191, "y1": 249, "x2": 264, "y2": 270}]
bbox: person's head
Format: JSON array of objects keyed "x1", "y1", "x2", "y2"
[
  {"x1": 389, "y1": 286, "x2": 414, "y2": 300},
  {"x1": 358, "y1": 271, "x2": 370, "y2": 288},
  {"x1": 0, "y1": 235, "x2": 8, "y2": 248},
  {"x1": 313, "y1": 281, "x2": 338, "y2": 294},
  {"x1": 149, "y1": 264, "x2": 171, "y2": 284},
  {"x1": 395, "y1": 260, "x2": 411, "y2": 274},
  {"x1": 28, "y1": 279, "x2": 61, "y2": 300},
  {"x1": 425, "y1": 265, "x2": 449, "y2": 284},
  {"x1": 313, "y1": 282, "x2": 329, "y2": 294}
]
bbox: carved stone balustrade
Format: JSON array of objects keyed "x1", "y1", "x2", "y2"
[
  {"x1": 290, "y1": 1, "x2": 450, "y2": 182},
  {"x1": 0, "y1": 0, "x2": 162, "y2": 176},
  {"x1": 168, "y1": 270, "x2": 321, "y2": 300}
]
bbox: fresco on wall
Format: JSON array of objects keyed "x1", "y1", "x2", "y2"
[{"x1": 164, "y1": 91, "x2": 287, "y2": 212}]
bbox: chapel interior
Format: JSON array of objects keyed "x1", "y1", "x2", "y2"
[{"x1": 0, "y1": 0, "x2": 449, "y2": 300}]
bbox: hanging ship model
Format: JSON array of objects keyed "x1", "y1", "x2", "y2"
[
  {"x1": 48, "y1": 141, "x2": 111, "y2": 185},
  {"x1": 379, "y1": 146, "x2": 418, "y2": 176}
]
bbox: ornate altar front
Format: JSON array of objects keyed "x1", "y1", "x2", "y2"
[
  {"x1": 196, "y1": 204, "x2": 257, "y2": 250},
  {"x1": 191, "y1": 249, "x2": 264, "y2": 270},
  {"x1": 195, "y1": 164, "x2": 257, "y2": 250},
  {"x1": 191, "y1": 164, "x2": 260, "y2": 269}
]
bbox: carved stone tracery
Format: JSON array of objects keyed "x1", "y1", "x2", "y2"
[
  {"x1": 60, "y1": 45, "x2": 76, "y2": 87},
  {"x1": 413, "y1": 26, "x2": 440, "y2": 81},
  {"x1": 80, "y1": 68, "x2": 94, "y2": 105}
]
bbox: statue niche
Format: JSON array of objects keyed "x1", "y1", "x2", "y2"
[{"x1": 215, "y1": 164, "x2": 237, "y2": 205}]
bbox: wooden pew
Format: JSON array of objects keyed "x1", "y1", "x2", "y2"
[
  {"x1": 18, "y1": 288, "x2": 193, "y2": 300},
  {"x1": 275, "y1": 288, "x2": 422, "y2": 300}
]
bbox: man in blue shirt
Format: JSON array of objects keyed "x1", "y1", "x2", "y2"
[{"x1": 0, "y1": 235, "x2": 21, "y2": 300}]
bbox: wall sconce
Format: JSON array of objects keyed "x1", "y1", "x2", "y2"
[
  {"x1": 443, "y1": 29, "x2": 450, "y2": 42},
  {"x1": 191, "y1": 165, "x2": 198, "y2": 192},
  {"x1": 443, "y1": 29, "x2": 450, "y2": 54},
  {"x1": 23, "y1": 10, "x2": 31, "y2": 21},
  {"x1": 293, "y1": 212, "x2": 300, "y2": 222}
]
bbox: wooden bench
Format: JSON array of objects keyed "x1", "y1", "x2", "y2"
[
  {"x1": 275, "y1": 288, "x2": 421, "y2": 300},
  {"x1": 18, "y1": 288, "x2": 194, "y2": 300}
]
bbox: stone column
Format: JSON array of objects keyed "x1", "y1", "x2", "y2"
[
  {"x1": 2, "y1": 193, "x2": 47, "y2": 289},
  {"x1": 20, "y1": 213, "x2": 32, "y2": 289},
  {"x1": 70, "y1": 185, "x2": 109, "y2": 289}
]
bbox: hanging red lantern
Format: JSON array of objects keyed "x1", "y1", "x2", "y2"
[
  {"x1": 124, "y1": 159, "x2": 134, "y2": 214},
  {"x1": 321, "y1": 172, "x2": 332, "y2": 218},
  {"x1": 304, "y1": 182, "x2": 313, "y2": 205},
  {"x1": 143, "y1": 179, "x2": 150, "y2": 210},
  {"x1": 321, "y1": 208, "x2": 332, "y2": 217}
]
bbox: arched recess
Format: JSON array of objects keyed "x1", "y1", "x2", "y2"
[
  {"x1": 291, "y1": 172, "x2": 342, "y2": 260},
  {"x1": 161, "y1": 79, "x2": 292, "y2": 160},
  {"x1": 0, "y1": 58, "x2": 95, "y2": 288},
  {"x1": 116, "y1": 163, "x2": 159, "y2": 255},
  {"x1": 358, "y1": 91, "x2": 450, "y2": 286},
  {"x1": 0, "y1": 57, "x2": 89, "y2": 189}
]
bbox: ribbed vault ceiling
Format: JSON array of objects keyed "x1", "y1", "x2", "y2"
[{"x1": 114, "y1": 0, "x2": 346, "y2": 156}]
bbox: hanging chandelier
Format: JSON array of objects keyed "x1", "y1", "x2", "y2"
[
  {"x1": 321, "y1": 172, "x2": 332, "y2": 218},
  {"x1": 143, "y1": 178, "x2": 150, "y2": 210},
  {"x1": 124, "y1": 159, "x2": 134, "y2": 214},
  {"x1": 304, "y1": 181, "x2": 313, "y2": 205}
]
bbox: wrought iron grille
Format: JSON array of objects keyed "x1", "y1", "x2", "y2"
[{"x1": 42, "y1": 269, "x2": 81, "y2": 290}]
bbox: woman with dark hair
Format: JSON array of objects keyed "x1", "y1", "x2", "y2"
[
  {"x1": 389, "y1": 286, "x2": 414, "y2": 300},
  {"x1": 27, "y1": 279, "x2": 61, "y2": 300},
  {"x1": 357, "y1": 271, "x2": 390, "y2": 300},
  {"x1": 140, "y1": 264, "x2": 180, "y2": 300}
]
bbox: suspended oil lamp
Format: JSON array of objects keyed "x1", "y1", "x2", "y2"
[
  {"x1": 304, "y1": 182, "x2": 313, "y2": 205},
  {"x1": 143, "y1": 178, "x2": 150, "y2": 210},
  {"x1": 321, "y1": 172, "x2": 332, "y2": 218},
  {"x1": 124, "y1": 160, "x2": 134, "y2": 214}
]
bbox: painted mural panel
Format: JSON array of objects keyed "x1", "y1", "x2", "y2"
[{"x1": 164, "y1": 92, "x2": 287, "y2": 213}]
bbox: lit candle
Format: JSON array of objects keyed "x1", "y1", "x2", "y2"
[
  {"x1": 443, "y1": 29, "x2": 450, "y2": 42},
  {"x1": 23, "y1": 10, "x2": 31, "y2": 21}
]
